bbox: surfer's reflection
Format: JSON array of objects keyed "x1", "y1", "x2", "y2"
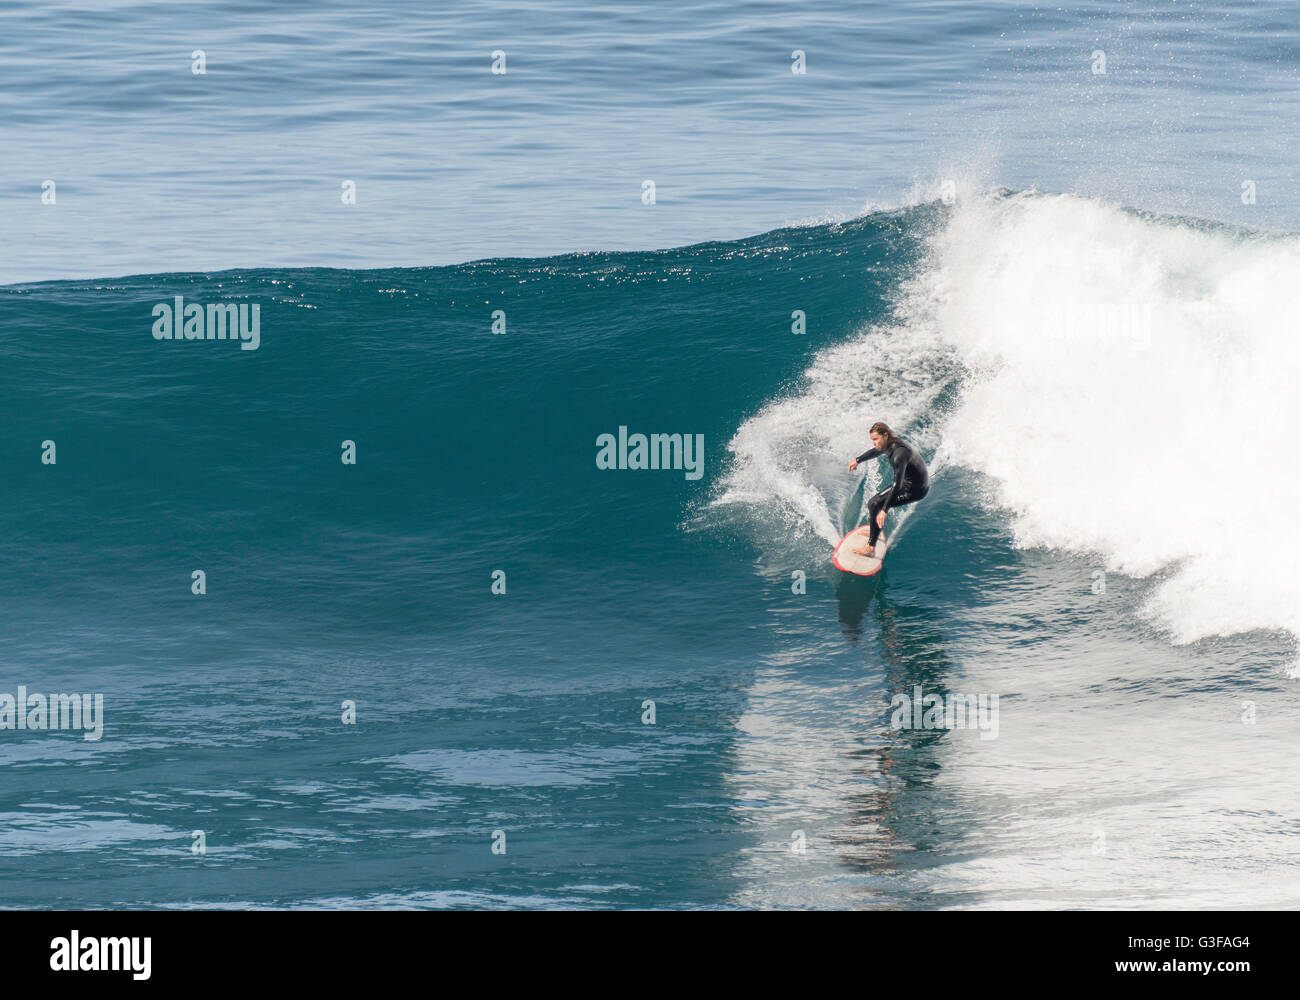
[
  {"x1": 833, "y1": 581, "x2": 962, "y2": 895},
  {"x1": 871, "y1": 585, "x2": 952, "y2": 699},
  {"x1": 833, "y1": 571, "x2": 877, "y2": 637}
]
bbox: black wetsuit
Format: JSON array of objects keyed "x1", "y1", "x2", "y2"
[{"x1": 856, "y1": 438, "x2": 930, "y2": 546}]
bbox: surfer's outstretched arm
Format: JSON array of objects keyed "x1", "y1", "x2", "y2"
[{"x1": 847, "y1": 446, "x2": 879, "y2": 472}]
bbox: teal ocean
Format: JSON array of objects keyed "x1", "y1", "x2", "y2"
[{"x1": 2, "y1": 1, "x2": 1299, "y2": 909}]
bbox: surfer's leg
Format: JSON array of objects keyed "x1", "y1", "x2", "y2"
[
  {"x1": 888, "y1": 484, "x2": 927, "y2": 512},
  {"x1": 863, "y1": 489, "x2": 891, "y2": 547},
  {"x1": 847, "y1": 488, "x2": 889, "y2": 553},
  {"x1": 862, "y1": 484, "x2": 928, "y2": 549}
]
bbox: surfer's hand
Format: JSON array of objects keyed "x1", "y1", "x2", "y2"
[
  {"x1": 848, "y1": 460, "x2": 858, "y2": 472},
  {"x1": 876, "y1": 510, "x2": 887, "y2": 528}
]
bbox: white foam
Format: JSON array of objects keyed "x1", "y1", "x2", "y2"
[
  {"x1": 707, "y1": 189, "x2": 1300, "y2": 659},
  {"x1": 923, "y1": 191, "x2": 1300, "y2": 652}
]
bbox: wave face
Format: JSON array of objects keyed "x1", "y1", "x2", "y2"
[{"x1": 2, "y1": 192, "x2": 1298, "y2": 909}]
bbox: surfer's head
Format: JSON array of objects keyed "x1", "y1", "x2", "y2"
[{"x1": 869, "y1": 421, "x2": 896, "y2": 449}]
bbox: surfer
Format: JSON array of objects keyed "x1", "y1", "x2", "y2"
[{"x1": 846, "y1": 422, "x2": 929, "y2": 557}]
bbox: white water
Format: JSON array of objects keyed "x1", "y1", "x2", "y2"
[
  {"x1": 712, "y1": 189, "x2": 1300, "y2": 661},
  {"x1": 930, "y1": 191, "x2": 1300, "y2": 656}
]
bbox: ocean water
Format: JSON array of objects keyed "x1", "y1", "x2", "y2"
[{"x1": 2, "y1": 1, "x2": 1299, "y2": 910}]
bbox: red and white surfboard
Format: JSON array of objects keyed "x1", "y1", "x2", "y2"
[{"x1": 832, "y1": 527, "x2": 888, "y2": 576}]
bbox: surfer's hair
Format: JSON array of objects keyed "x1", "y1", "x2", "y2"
[{"x1": 869, "y1": 421, "x2": 896, "y2": 446}]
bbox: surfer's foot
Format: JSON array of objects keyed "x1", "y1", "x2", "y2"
[{"x1": 852, "y1": 544, "x2": 875, "y2": 557}]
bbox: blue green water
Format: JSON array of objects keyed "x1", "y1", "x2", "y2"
[{"x1": 2, "y1": 1, "x2": 1300, "y2": 909}]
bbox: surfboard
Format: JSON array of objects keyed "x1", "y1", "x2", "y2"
[{"x1": 832, "y1": 527, "x2": 887, "y2": 576}]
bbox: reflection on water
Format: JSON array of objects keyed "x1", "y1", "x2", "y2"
[{"x1": 725, "y1": 564, "x2": 966, "y2": 908}]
